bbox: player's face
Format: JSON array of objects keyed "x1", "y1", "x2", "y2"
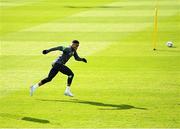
[{"x1": 72, "y1": 43, "x2": 79, "y2": 50}]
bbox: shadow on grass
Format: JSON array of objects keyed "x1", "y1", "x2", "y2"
[
  {"x1": 0, "y1": 113, "x2": 50, "y2": 124},
  {"x1": 21, "y1": 117, "x2": 50, "y2": 123},
  {"x1": 38, "y1": 99, "x2": 147, "y2": 110},
  {"x1": 156, "y1": 47, "x2": 179, "y2": 53}
]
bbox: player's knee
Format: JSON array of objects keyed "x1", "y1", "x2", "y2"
[
  {"x1": 72, "y1": 72, "x2": 74, "y2": 77},
  {"x1": 68, "y1": 73, "x2": 74, "y2": 79},
  {"x1": 46, "y1": 77, "x2": 53, "y2": 82}
]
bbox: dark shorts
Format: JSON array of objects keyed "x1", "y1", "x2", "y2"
[
  {"x1": 53, "y1": 63, "x2": 73, "y2": 76},
  {"x1": 40, "y1": 63, "x2": 74, "y2": 85}
]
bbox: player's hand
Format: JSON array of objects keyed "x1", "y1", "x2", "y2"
[
  {"x1": 42, "y1": 50, "x2": 48, "y2": 54},
  {"x1": 82, "y1": 58, "x2": 87, "y2": 63}
]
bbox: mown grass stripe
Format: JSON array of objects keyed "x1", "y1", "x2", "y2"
[
  {"x1": 0, "y1": 0, "x2": 43, "y2": 8},
  {"x1": 108, "y1": 0, "x2": 179, "y2": 6},
  {"x1": 47, "y1": 16, "x2": 178, "y2": 23},
  {"x1": 72, "y1": 9, "x2": 178, "y2": 17},
  {"x1": 1, "y1": 41, "x2": 112, "y2": 56},
  {"x1": 0, "y1": 0, "x2": 116, "y2": 35},
  {"x1": 23, "y1": 23, "x2": 151, "y2": 32}
]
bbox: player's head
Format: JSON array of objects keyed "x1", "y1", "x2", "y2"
[{"x1": 71, "y1": 40, "x2": 79, "y2": 50}]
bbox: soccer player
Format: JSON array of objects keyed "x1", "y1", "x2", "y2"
[{"x1": 30, "y1": 40, "x2": 87, "y2": 97}]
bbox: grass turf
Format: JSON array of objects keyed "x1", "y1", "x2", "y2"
[{"x1": 0, "y1": 0, "x2": 180, "y2": 128}]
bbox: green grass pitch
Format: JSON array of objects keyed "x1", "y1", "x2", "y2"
[{"x1": 0, "y1": 0, "x2": 180, "y2": 128}]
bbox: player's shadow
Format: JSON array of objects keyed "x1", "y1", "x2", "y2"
[
  {"x1": 21, "y1": 117, "x2": 50, "y2": 123},
  {"x1": 38, "y1": 99, "x2": 147, "y2": 110},
  {"x1": 0, "y1": 113, "x2": 50, "y2": 124}
]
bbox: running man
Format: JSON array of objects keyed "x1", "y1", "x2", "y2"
[{"x1": 30, "y1": 40, "x2": 87, "y2": 97}]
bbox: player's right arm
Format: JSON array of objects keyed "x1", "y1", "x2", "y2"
[{"x1": 42, "y1": 46, "x2": 65, "y2": 54}]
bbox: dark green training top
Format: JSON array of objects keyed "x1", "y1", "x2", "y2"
[{"x1": 47, "y1": 46, "x2": 83, "y2": 65}]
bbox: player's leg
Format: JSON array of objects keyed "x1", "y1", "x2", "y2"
[
  {"x1": 59, "y1": 64, "x2": 74, "y2": 97},
  {"x1": 40, "y1": 68, "x2": 59, "y2": 85},
  {"x1": 30, "y1": 63, "x2": 59, "y2": 96}
]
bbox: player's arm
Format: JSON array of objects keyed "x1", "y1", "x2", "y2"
[
  {"x1": 74, "y1": 51, "x2": 87, "y2": 63},
  {"x1": 42, "y1": 46, "x2": 64, "y2": 54}
]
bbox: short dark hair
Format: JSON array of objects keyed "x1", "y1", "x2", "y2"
[{"x1": 72, "y1": 40, "x2": 79, "y2": 44}]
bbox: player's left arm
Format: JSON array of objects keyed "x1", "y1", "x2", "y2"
[
  {"x1": 74, "y1": 51, "x2": 87, "y2": 63},
  {"x1": 42, "y1": 46, "x2": 64, "y2": 54}
]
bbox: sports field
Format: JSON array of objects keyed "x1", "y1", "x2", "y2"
[{"x1": 0, "y1": 0, "x2": 180, "y2": 128}]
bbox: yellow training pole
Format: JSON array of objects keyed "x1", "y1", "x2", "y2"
[{"x1": 153, "y1": 7, "x2": 158, "y2": 50}]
